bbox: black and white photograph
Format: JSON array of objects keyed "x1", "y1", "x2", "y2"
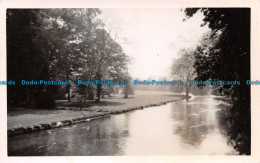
[{"x1": 1, "y1": 0, "x2": 260, "y2": 162}]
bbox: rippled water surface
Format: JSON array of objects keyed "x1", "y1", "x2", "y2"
[{"x1": 8, "y1": 96, "x2": 236, "y2": 156}]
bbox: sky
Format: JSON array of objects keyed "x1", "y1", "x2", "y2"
[{"x1": 99, "y1": 8, "x2": 210, "y2": 80}]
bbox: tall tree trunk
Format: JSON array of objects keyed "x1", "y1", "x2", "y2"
[
  {"x1": 185, "y1": 79, "x2": 190, "y2": 96},
  {"x1": 67, "y1": 70, "x2": 70, "y2": 102},
  {"x1": 115, "y1": 86, "x2": 119, "y2": 94},
  {"x1": 95, "y1": 50, "x2": 104, "y2": 103},
  {"x1": 87, "y1": 85, "x2": 94, "y2": 100},
  {"x1": 96, "y1": 83, "x2": 101, "y2": 102},
  {"x1": 124, "y1": 85, "x2": 129, "y2": 98},
  {"x1": 95, "y1": 71, "x2": 101, "y2": 103}
]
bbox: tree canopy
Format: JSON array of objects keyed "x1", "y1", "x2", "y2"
[
  {"x1": 171, "y1": 48, "x2": 196, "y2": 96},
  {"x1": 7, "y1": 9, "x2": 131, "y2": 106},
  {"x1": 184, "y1": 8, "x2": 251, "y2": 154}
]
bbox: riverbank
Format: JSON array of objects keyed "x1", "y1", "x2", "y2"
[{"x1": 8, "y1": 91, "x2": 188, "y2": 136}]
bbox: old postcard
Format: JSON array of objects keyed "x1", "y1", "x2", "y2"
[{"x1": 0, "y1": 0, "x2": 260, "y2": 163}]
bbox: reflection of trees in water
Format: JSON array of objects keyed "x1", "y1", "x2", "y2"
[
  {"x1": 47, "y1": 114, "x2": 129, "y2": 155},
  {"x1": 74, "y1": 114, "x2": 131, "y2": 155},
  {"x1": 216, "y1": 107, "x2": 235, "y2": 148},
  {"x1": 171, "y1": 98, "x2": 219, "y2": 147},
  {"x1": 9, "y1": 115, "x2": 131, "y2": 156},
  {"x1": 216, "y1": 99, "x2": 250, "y2": 154},
  {"x1": 8, "y1": 130, "x2": 54, "y2": 156}
]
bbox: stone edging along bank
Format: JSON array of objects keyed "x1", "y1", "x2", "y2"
[{"x1": 8, "y1": 98, "x2": 187, "y2": 137}]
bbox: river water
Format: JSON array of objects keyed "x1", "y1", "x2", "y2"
[{"x1": 8, "y1": 96, "x2": 237, "y2": 156}]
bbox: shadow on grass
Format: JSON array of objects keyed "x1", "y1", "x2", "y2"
[
  {"x1": 163, "y1": 95, "x2": 191, "y2": 99},
  {"x1": 56, "y1": 100, "x2": 125, "y2": 108}
]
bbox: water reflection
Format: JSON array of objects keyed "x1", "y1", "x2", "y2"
[
  {"x1": 8, "y1": 96, "x2": 237, "y2": 156},
  {"x1": 170, "y1": 96, "x2": 236, "y2": 154},
  {"x1": 8, "y1": 114, "x2": 131, "y2": 156},
  {"x1": 172, "y1": 97, "x2": 215, "y2": 146}
]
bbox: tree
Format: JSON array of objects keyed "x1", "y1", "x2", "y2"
[
  {"x1": 90, "y1": 29, "x2": 129, "y2": 102},
  {"x1": 121, "y1": 71, "x2": 134, "y2": 98},
  {"x1": 184, "y1": 8, "x2": 251, "y2": 154},
  {"x1": 171, "y1": 48, "x2": 196, "y2": 96},
  {"x1": 7, "y1": 9, "x2": 50, "y2": 106},
  {"x1": 36, "y1": 9, "x2": 102, "y2": 102},
  {"x1": 7, "y1": 9, "x2": 131, "y2": 108}
]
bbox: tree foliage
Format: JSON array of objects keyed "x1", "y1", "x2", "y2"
[
  {"x1": 184, "y1": 8, "x2": 250, "y2": 154},
  {"x1": 7, "y1": 9, "x2": 131, "y2": 107},
  {"x1": 171, "y1": 48, "x2": 196, "y2": 96}
]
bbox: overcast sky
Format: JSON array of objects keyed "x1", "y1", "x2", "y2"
[{"x1": 99, "y1": 8, "x2": 210, "y2": 80}]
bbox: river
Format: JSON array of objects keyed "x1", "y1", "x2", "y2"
[{"x1": 8, "y1": 95, "x2": 237, "y2": 156}]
